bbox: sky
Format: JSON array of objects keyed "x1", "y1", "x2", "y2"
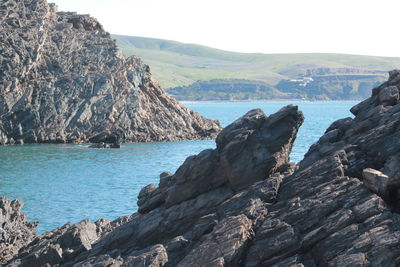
[{"x1": 50, "y1": 0, "x2": 400, "y2": 57}]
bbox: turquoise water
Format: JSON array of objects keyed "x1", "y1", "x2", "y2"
[{"x1": 0, "y1": 101, "x2": 357, "y2": 233}]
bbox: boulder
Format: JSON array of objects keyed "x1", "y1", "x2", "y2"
[{"x1": 362, "y1": 168, "x2": 389, "y2": 196}]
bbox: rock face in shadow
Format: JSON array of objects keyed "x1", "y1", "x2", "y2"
[
  {"x1": 0, "y1": 0, "x2": 220, "y2": 145},
  {"x1": 3, "y1": 105, "x2": 304, "y2": 266},
  {"x1": 0, "y1": 198, "x2": 38, "y2": 265},
  {"x1": 6, "y1": 70, "x2": 400, "y2": 265},
  {"x1": 3, "y1": 44, "x2": 400, "y2": 266}
]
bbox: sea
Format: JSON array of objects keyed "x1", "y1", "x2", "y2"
[{"x1": 0, "y1": 101, "x2": 357, "y2": 233}]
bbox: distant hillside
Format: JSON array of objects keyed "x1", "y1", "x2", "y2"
[
  {"x1": 168, "y1": 79, "x2": 285, "y2": 101},
  {"x1": 112, "y1": 35, "x2": 400, "y2": 100}
]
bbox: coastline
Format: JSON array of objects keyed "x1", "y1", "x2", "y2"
[{"x1": 180, "y1": 99, "x2": 362, "y2": 104}]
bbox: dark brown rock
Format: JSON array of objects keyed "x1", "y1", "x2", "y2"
[{"x1": 0, "y1": 0, "x2": 220, "y2": 145}]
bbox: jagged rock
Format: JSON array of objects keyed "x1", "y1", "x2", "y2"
[
  {"x1": 162, "y1": 106, "x2": 304, "y2": 207},
  {"x1": 0, "y1": 198, "x2": 38, "y2": 265},
  {"x1": 177, "y1": 215, "x2": 253, "y2": 267},
  {"x1": 122, "y1": 244, "x2": 168, "y2": 267},
  {"x1": 4, "y1": 104, "x2": 302, "y2": 266},
  {"x1": 378, "y1": 85, "x2": 399, "y2": 105},
  {"x1": 6, "y1": 216, "x2": 131, "y2": 267},
  {"x1": 3, "y1": 10, "x2": 400, "y2": 263},
  {"x1": 81, "y1": 71, "x2": 400, "y2": 266},
  {"x1": 137, "y1": 185, "x2": 164, "y2": 214},
  {"x1": 0, "y1": 127, "x2": 8, "y2": 145},
  {"x1": 0, "y1": 0, "x2": 220, "y2": 145},
  {"x1": 216, "y1": 106, "x2": 303, "y2": 189},
  {"x1": 362, "y1": 168, "x2": 389, "y2": 196},
  {"x1": 134, "y1": 106, "x2": 303, "y2": 213}
]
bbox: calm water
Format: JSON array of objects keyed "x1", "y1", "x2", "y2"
[{"x1": 0, "y1": 101, "x2": 357, "y2": 233}]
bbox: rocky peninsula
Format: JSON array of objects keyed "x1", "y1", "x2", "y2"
[
  {"x1": 0, "y1": 0, "x2": 220, "y2": 145},
  {"x1": 2, "y1": 70, "x2": 400, "y2": 266}
]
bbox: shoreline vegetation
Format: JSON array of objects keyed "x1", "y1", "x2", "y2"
[
  {"x1": 179, "y1": 99, "x2": 362, "y2": 104},
  {"x1": 113, "y1": 35, "x2": 400, "y2": 101}
]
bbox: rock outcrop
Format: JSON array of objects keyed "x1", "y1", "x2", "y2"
[
  {"x1": 0, "y1": 198, "x2": 37, "y2": 265},
  {"x1": 4, "y1": 105, "x2": 304, "y2": 266},
  {"x1": 5, "y1": 70, "x2": 400, "y2": 265},
  {"x1": 3, "y1": 20, "x2": 400, "y2": 264},
  {"x1": 0, "y1": 0, "x2": 220, "y2": 145}
]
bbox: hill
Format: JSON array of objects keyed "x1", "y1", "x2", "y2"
[{"x1": 113, "y1": 35, "x2": 400, "y2": 100}]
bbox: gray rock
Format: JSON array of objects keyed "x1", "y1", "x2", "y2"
[
  {"x1": 0, "y1": 197, "x2": 38, "y2": 265},
  {"x1": 5, "y1": 215, "x2": 129, "y2": 266},
  {"x1": 122, "y1": 244, "x2": 168, "y2": 267},
  {"x1": 362, "y1": 168, "x2": 389, "y2": 196},
  {"x1": 378, "y1": 86, "x2": 399, "y2": 105},
  {"x1": 177, "y1": 215, "x2": 253, "y2": 267},
  {"x1": 0, "y1": 0, "x2": 221, "y2": 145},
  {"x1": 164, "y1": 106, "x2": 304, "y2": 207},
  {"x1": 4, "y1": 7, "x2": 400, "y2": 264},
  {"x1": 88, "y1": 143, "x2": 107, "y2": 149}
]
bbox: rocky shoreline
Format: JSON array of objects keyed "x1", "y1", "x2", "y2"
[
  {"x1": 0, "y1": 0, "x2": 221, "y2": 146},
  {"x1": 2, "y1": 70, "x2": 400, "y2": 266}
]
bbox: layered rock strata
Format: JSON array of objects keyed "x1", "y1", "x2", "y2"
[
  {"x1": 3, "y1": 12, "x2": 400, "y2": 263},
  {"x1": 5, "y1": 70, "x2": 400, "y2": 265},
  {"x1": 0, "y1": 0, "x2": 220, "y2": 145},
  {"x1": 4, "y1": 69, "x2": 400, "y2": 265},
  {"x1": 3, "y1": 105, "x2": 304, "y2": 266}
]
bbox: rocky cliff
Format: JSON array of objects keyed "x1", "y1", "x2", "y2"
[
  {"x1": 3, "y1": 71, "x2": 400, "y2": 266},
  {"x1": 2, "y1": 3, "x2": 400, "y2": 263},
  {"x1": 0, "y1": 0, "x2": 220, "y2": 145}
]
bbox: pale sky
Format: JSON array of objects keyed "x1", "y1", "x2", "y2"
[{"x1": 50, "y1": 0, "x2": 400, "y2": 57}]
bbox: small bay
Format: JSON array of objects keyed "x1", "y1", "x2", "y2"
[{"x1": 0, "y1": 101, "x2": 357, "y2": 233}]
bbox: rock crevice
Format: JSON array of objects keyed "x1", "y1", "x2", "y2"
[
  {"x1": 5, "y1": 71, "x2": 400, "y2": 266},
  {"x1": 3, "y1": 0, "x2": 400, "y2": 266},
  {"x1": 0, "y1": 0, "x2": 221, "y2": 145}
]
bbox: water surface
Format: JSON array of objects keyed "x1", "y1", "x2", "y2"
[{"x1": 0, "y1": 101, "x2": 357, "y2": 233}]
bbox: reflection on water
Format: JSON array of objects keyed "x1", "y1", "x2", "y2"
[{"x1": 0, "y1": 101, "x2": 357, "y2": 233}]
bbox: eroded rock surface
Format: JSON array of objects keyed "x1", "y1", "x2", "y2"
[
  {"x1": 4, "y1": 105, "x2": 303, "y2": 266},
  {"x1": 3, "y1": 6, "x2": 400, "y2": 263},
  {"x1": 0, "y1": 0, "x2": 220, "y2": 145},
  {"x1": 7, "y1": 70, "x2": 400, "y2": 265},
  {"x1": 0, "y1": 197, "x2": 38, "y2": 265}
]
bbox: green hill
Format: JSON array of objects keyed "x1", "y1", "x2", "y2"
[{"x1": 112, "y1": 34, "x2": 400, "y2": 100}]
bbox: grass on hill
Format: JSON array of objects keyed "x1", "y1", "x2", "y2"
[{"x1": 113, "y1": 34, "x2": 400, "y2": 89}]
